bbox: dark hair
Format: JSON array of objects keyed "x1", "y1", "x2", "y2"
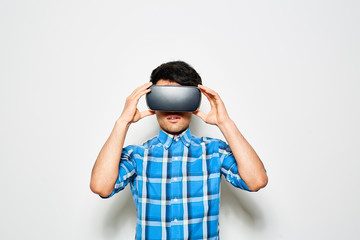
[{"x1": 150, "y1": 61, "x2": 202, "y2": 86}]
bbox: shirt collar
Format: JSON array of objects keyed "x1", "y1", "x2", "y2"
[{"x1": 158, "y1": 128, "x2": 192, "y2": 149}]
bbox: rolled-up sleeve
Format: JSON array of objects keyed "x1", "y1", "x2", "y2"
[
  {"x1": 218, "y1": 141, "x2": 251, "y2": 191},
  {"x1": 101, "y1": 146, "x2": 137, "y2": 198}
]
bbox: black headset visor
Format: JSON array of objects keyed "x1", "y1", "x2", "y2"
[{"x1": 146, "y1": 85, "x2": 201, "y2": 112}]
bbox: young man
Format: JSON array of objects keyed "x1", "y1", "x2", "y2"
[{"x1": 90, "y1": 61, "x2": 268, "y2": 240}]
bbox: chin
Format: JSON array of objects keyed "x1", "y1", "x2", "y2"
[{"x1": 162, "y1": 124, "x2": 188, "y2": 135}]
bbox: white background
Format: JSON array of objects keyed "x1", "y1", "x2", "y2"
[{"x1": 1, "y1": 0, "x2": 359, "y2": 239}]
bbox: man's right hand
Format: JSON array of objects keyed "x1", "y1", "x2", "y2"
[
  {"x1": 90, "y1": 82, "x2": 155, "y2": 197},
  {"x1": 118, "y1": 82, "x2": 155, "y2": 124}
]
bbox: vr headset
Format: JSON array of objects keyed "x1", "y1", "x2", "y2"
[{"x1": 146, "y1": 85, "x2": 201, "y2": 112}]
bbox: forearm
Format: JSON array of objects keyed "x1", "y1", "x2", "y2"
[
  {"x1": 218, "y1": 119, "x2": 268, "y2": 191},
  {"x1": 90, "y1": 119, "x2": 130, "y2": 197}
]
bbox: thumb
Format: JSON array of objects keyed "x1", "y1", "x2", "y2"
[
  {"x1": 193, "y1": 110, "x2": 207, "y2": 122},
  {"x1": 140, "y1": 110, "x2": 155, "y2": 119}
]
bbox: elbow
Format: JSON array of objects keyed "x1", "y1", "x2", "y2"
[
  {"x1": 90, "y1": 180, "x2": 112, "y2": 198},
  {"x1": 247, "y1": 174, "x2": 268, "y2": 192},
  {"x1": 258, "y1": 175, "x2": 269, "y2": 191},
  {"x1": 90, "y1": 181, "x2": 100, "y2": 194}
]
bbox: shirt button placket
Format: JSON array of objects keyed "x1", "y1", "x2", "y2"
[{"x1": 171, "y1": 159, "x2": 181, "y2": 239}]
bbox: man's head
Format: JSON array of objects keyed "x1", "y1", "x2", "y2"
[
  {"x1": 150, "y1": 61, "x2": 202, "y2": 86},
  {"x1": 150, "y1": 61, "x2": 202, "y2": 136}
]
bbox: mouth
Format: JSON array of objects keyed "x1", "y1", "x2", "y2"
[{"x1": 167, "y1": 114, "x2": 181, "y2": 123}]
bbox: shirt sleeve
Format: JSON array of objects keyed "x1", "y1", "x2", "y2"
[
  {"x1": 101, "y1": 145, "x2": 137, "y2": 198},
  {"x1": 218, "y1": 140, "x2": 252, "y2": 191}
]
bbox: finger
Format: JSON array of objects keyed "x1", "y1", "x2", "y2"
[
  {"x1": 134, "y1": 87, "x2": 151, "y2": 99},
  {"x1": 198, "y1": 84, "x2": 221, "y2": 100},
  {"x1": 131, "y1": 82, "x2": 153, "y2": 97},
  {"x1": 198, "y1": 85, "x2": 216, "y2": 95},
  {"x1": 193, "y1": 110, "x2": 207, "y2": 122},
  {"x1": 132, "y1": 83, "x2": 152, "y2": 98},
  {"x1": 140, "y1": 81, "x2": 153, "y2": 91},
  {"x1": 198, "y1": 85, "x2": 224, "y2": 107},
  {"x1": 138, "y1": 81, "x2": 153, "y2": 90},
  {"x1": 198, "y1": 85, "x2": 216, "y2": 100},
  {"x1": 140, "y1": 110, "x2": 155, "y2": 119},
  {"x1": 132, "y1": 83, "x2": 153, "y2": 101},
  {"x1": 199, "y1": 88, "x2": 216, "y2": 108}
]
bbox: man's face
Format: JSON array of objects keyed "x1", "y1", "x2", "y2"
[{"x1": 155, "y1": 79, "x2": 192, "y2": 136}]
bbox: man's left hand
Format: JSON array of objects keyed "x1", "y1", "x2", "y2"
[{"x1": 193, "y1": 85, "x2": 231, "y2": 127}]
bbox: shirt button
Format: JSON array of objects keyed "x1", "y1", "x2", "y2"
[
  {"x1": 174, "y1": 198, "x2": 178, "y2": 202},
  {"x1": 174, "y1": 219, "x2": 178, "y2": 223},
  {"x1": 173, "y1": 177, "x2": 178, "y2": 181},
  {"x1": 174, "y1": 157, "x2": 178, "y2": 160},
  {"x1": 175, "y1": 138, "x2": 179, "y2": 141}
]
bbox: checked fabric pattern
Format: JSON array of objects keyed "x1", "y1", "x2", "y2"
[{"x1": 103, "y1": 128, "x2": 251, "y2": 240}]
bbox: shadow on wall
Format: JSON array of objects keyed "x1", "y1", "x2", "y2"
[
  {"x1": 220, "y1": 178, "x2": 265, "y2": 230},
  {"x1": 101, "y1": 189, "x2": 137, "y2": 238}
]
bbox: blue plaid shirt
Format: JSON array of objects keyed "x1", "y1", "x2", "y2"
[{"x1": 104, "y1": 128, "x2": 251, "y2": 240}]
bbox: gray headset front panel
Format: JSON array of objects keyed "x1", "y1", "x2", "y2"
[{"x1": 146, "y1": 85, "x2": 201, "y2": 112}]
